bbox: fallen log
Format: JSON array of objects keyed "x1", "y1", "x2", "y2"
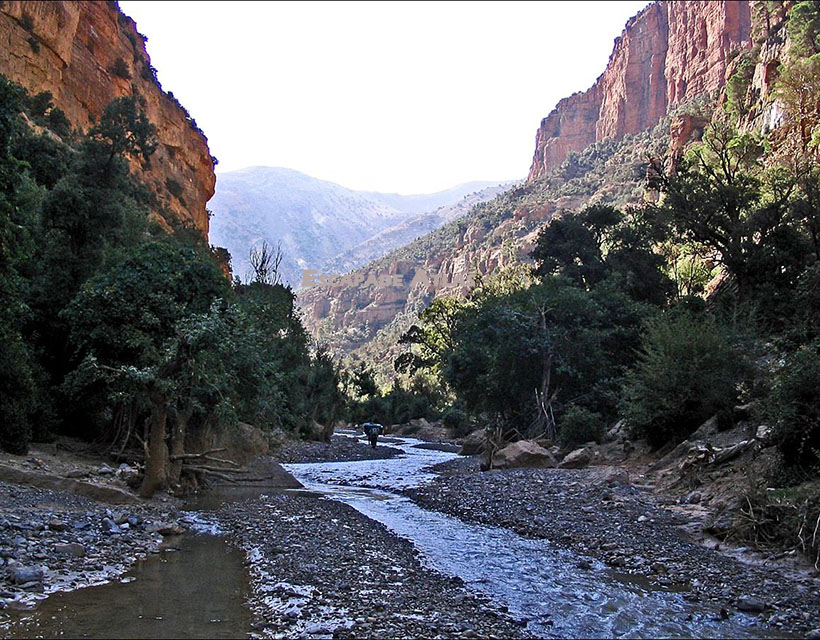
[
  {"x1": 181, "y1": 463, "x2": 247, "y2": 474},
  {"x1": 183, "y1": 467, "x2": 240, "y2": 484},
  {"x1": 169, "y1": 450, "x2": 240, "y2": 467}
]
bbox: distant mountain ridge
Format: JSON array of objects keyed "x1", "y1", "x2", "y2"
[
  {"x1": 322, "y1": 182, "x2": 515, "y2": 276},
  {"x1": 207, "y1": 166, "x2": 508, "y2": 285}
]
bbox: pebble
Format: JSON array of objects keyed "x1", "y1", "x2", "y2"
[
  {"x1": 0, "y1": 480, "x2": 172, "y2": 611},
  {"x1": 216, "y1": 489, "x2": 528, "y2": 639}
]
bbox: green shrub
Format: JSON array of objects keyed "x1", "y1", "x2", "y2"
[
  {"x1": 442, "y1": 407, "x2": 469, "y2": 435},
  {"x1": 768, "y1": 340, "x2": 820, "y2": 472},
  {"x1": 558, "y1": 405, "x2": 604, "y2": 448},
  {"x1": 111, "y1": 58, "x2": 131, "y2": 80},
  {"x1": 621, "y1": 311, "x2": 742, "y2": 449},
  {"x1": 46, "y1": 108, "x2": 71, "y2": 138}
]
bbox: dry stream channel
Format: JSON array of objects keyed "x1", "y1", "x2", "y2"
[{"x1": 3, "y1": 432, "x2": 781, "y2": 638}]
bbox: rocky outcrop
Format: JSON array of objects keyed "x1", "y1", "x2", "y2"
[
  {"x1": 529, "y1": 1, "x2": 752, "y2": 180},
  {"x1": 0, "y1": 1, "x2": 215, "y2": 236}
]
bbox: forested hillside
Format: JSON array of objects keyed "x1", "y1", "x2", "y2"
[{"x1": 332, "y1": 0, "x2": 820, "y2": 563}]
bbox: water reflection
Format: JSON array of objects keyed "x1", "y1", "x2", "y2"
[{"x1": 2, "y1": 533, "x2": 252, "y2": 639}]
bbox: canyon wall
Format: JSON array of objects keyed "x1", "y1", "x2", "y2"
[
  {"x1": 528, "y1": 0, "x2": 752, "y2": 180},
  {"x1": 0, "y1": 1, "x2": 215, "y2": 236}
]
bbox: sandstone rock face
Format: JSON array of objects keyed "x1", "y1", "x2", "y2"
[
  {"x1": 528, "y1": 1, "x2": 752, "y2": 180},
  {"x1": 0, "y1": 1, "x2": 215, "y2": 236},
  {"x1": 492, "y1": 440, "x2": 557, "y2": 470}
]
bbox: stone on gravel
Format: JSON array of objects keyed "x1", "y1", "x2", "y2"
[
  {"x1": 492, "y1": 441, "x2": 557, "y2": 470},
  {"x1": 605, "y1": 420, "x2": 626, "y2": 442},
  {"x1": 559, "y1": 447, "x2": 593, "y2": 469},
  {"x1": 102, "y1": 518, "x2": 121, "y2": 534},
  {"x1": 755, "y1": 424, "x2": 773, "y2": 444},
  {"x1": 152, "y1": 522, "x2": 185, "y2": 536},
  {"x1": 47, "y1": 519, "x2": 69, "y2": 532},
  {"x1": 737, "y1": 596, "x2": 766, "y2": 613},
  {"x1": 54, "y1": 542, "x2": 86, "y2": 557},
  {"x1": 8, "y1": 564, "x2": 43, "y2": 585}
]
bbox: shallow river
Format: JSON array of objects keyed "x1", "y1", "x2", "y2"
[
  {"x1": 285, "y1": 431, "x2": 781, "y2": 639},
  {"x1": 2, "y1": 431, "x2": 783, "y2": 638}
]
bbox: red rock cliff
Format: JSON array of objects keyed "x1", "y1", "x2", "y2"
[
  {"x1": 0, "y1": 1, "x2": 215, "y2": 236},
  {"x1": 528, "y1": 0, "x2": 752, "y2": 180}
]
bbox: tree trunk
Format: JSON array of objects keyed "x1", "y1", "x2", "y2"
[
  {"x1": 139, "y1": 391, "x2": 170, "y2": 498},
  {"x1": 169, "y1": 402, "x2": 194, "y2": 486}
]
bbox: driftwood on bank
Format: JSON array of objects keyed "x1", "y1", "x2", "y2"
[{"x1": 168, "y1": 448, "x2": 241, "y2": 467}]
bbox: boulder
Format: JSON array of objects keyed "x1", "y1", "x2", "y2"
[
  {"x1": 559, "y1": 447, "x2": 593, "y2": 469},
  {"x1": 102, "y1": 518, "x2": 121, "y2": 534},
  {"x1": 492, "y1": 441, "x2": 557, "y2": 470},
  {"x1": 184, "y1": 421, "x2": 270, "y2": 466},
  {"x1": 459, "y1": 429, "x2": 487, "y2": 456}
]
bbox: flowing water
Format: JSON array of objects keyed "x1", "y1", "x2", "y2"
[
  {"x1": 1, "y1": 431, "x2": 785, "y2": 638},
  {"x1": 285, "y1": 431, "x2": 784, "y2": 639}
]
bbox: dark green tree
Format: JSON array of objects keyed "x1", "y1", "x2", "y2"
[
  {"x1": 531, "y1": 204, "x2": 673, "y2": 305},
  {"x1": 63, "y1": 240, "x2": 230, "y2": 493},
  {"x1": 653, "y1": 124, "x2": 808, "y2": 324},
  {"x1": 621, "y1": 310, "x2": 744, "y2": 448},
  {"x1": 0, "y1": 76, "x2": 37, "y2": 453}
]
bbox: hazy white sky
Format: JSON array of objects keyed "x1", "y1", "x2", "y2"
[{"x1": 119, "y1": 1, "x2": 649, "y2": 194}]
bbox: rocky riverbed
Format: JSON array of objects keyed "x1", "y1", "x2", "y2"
[
  {"x1": 216, "y1": 491, "x2": 529, "y2": 639},
  {"x1": 0, "y1": 481, "x2": 185, "y2": 614},
  {"x1": 276, "y1": 432, "x2": 403, "y2": 463},
  {"x1": 405, "y1": 459, "x2": 820, "y2": 636}
]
